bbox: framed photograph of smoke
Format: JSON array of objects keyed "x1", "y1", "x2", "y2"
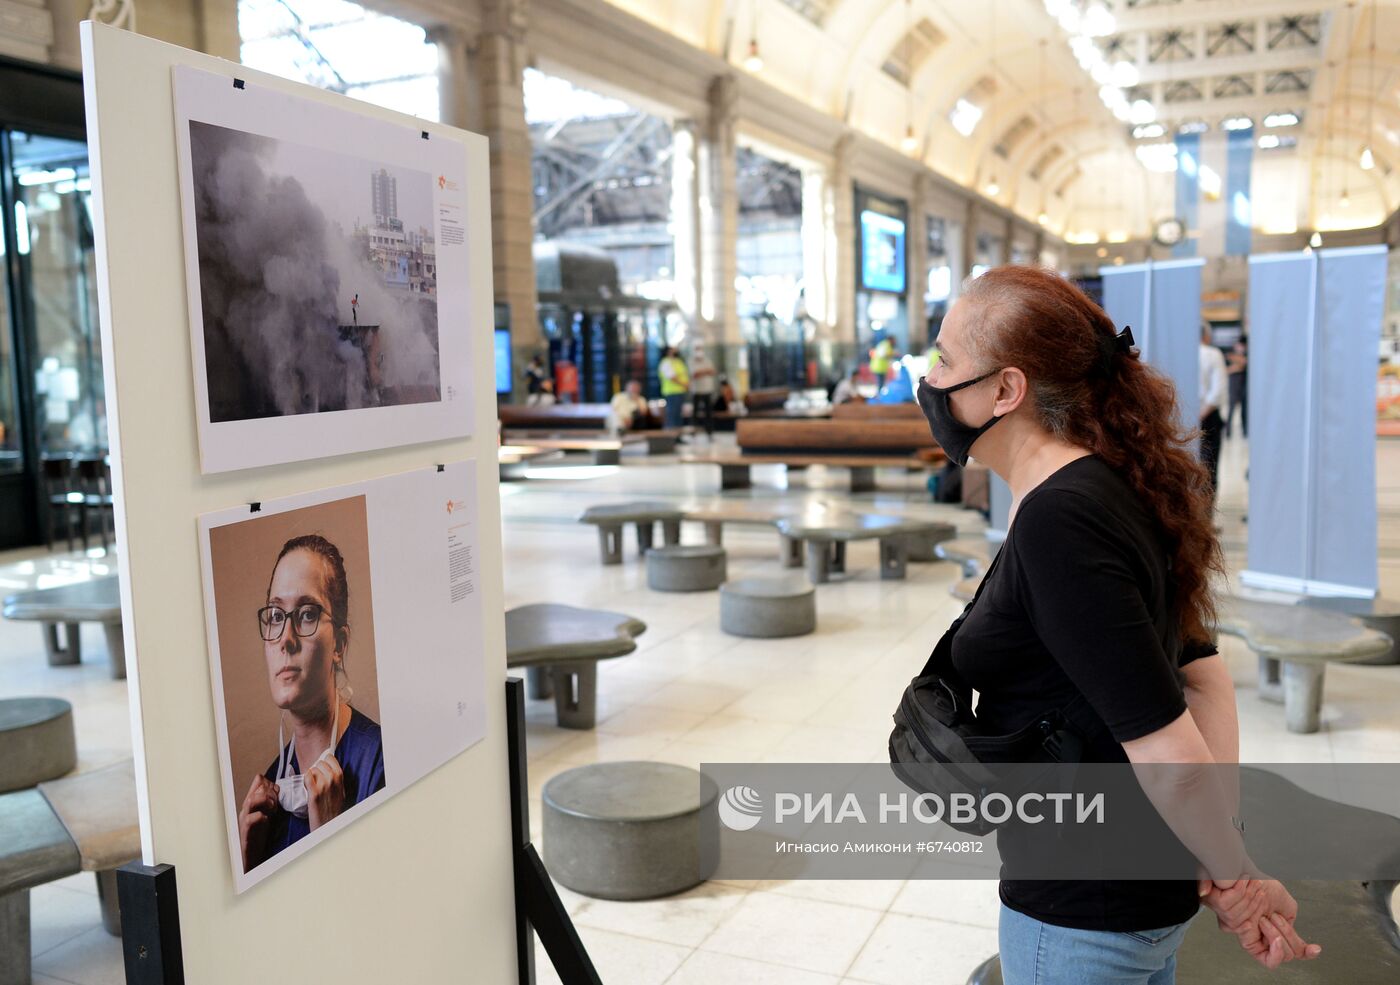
[
  {"x1": 172, "y1": 66, "x2": 477, "y2": 473},
  {"x1": 198, "y1": 461, "x2": 486, "y2": 893}
]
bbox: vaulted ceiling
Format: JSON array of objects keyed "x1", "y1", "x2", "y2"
[{"x1": 602, "y1": 0, "x2": 1400, "y2": 238}]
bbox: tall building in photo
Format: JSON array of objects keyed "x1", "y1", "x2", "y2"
[
  {"x1": 357, "y1": 166, "x2": 436, "y2": 297},
  {"x1": 371, "y1": 168, "x2": 398, "y2": 225}
]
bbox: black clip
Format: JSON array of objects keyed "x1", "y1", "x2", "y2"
[
  {"x1": 233, "y1": 78, "x2": 246, "y2": 90},
  {"x1": 421, "y1": 131, "x2": 430, "y2": 140},
  {"x1": 249, "y1": 502, "x2": 261, "y2": 513},
  {"x1": 436, "y1": 464, "x2": 445, "y2": 473}
]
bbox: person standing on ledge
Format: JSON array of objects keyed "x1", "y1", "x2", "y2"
[
  {"x1": 913, "y1": 266, "x2": 1319, "y2": 984},
  {"x1": 658, "y1": 346, "x2": 690, "y2": 430}
]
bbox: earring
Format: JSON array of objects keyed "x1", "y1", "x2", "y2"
[{"x1": 335, "y1": 662, "x2": 354, "y2": 702}]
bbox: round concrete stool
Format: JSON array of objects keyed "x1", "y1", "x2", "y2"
[
  {"x1": 0, "y1": 697, "x2": 77, "y2": 794},
  {"x1": 720, "y1": 576, "x2": 817, "y2": 638},
  {"x1": 646, "y1": 545, "x2": 726, "y2": 592},
  {"x1": 542, "y1": 761, "x2": 719, "y2": 900}
]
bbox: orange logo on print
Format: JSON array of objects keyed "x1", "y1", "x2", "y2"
[
  {"x1": 446, "y1": 500, "x2": 455, "y2": 514},
  {"x1": 438, "y1": 175, "x2": 447, "y2": 189}
]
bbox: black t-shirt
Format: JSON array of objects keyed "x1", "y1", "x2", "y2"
[{"x1": 948, "y1": 455, "x2": 1214, "y2": 931}]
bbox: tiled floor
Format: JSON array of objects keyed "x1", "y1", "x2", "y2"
[{"x1": 6, "y1": 431, "x2": 1400, "y2": 984}]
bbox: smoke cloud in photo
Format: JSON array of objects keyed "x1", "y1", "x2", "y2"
[{"x1": 188, "y1": 121, "x2": 441, "y2": 422}]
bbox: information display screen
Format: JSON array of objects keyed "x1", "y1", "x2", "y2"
[
  {"x1": 861, "y1": 209, "x2": 907, "y2": 294},
  {"x1": 494, "y1": 328, "x2": 512, "y2": 394}
]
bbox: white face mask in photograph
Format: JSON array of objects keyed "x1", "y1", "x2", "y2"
[{"x1": 275, "y1": 700, "x2": 341, "y2": 819}]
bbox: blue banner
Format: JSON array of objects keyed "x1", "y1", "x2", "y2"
[
  {"x1": 1173, "y1": 133, "x2": 1200, "y2": 259},
  {"x1": 1226, "y1": 130, "x2": 1253, "y2": 256}
]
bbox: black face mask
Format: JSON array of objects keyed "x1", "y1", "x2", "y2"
[{"x1": 916, "y1": 372, "x2": 1003, "y2": 467}]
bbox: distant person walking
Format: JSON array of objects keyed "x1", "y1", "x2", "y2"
[
  {"x1": 1199, "y1": 323, "x2": 1228, "y2": 498},
  {"x1": 690, "y1": 342, "x2": 718, "y2": 437},
  {"x1": 659, "y1": 346, "x2": 690, "y2": 430},
  {"x1": 1225, "y1": 335, "x2": 1248, "y2": 439}
]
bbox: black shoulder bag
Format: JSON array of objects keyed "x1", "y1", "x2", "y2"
[{"x1": 888, "y1": 550, "x2": 1108, "y2": 835}]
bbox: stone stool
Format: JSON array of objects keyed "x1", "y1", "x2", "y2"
[
  {"x1": 646, "y1": 545, "x2": 726, "y2": 592},
  {"x1": 542, "y1": 761, "x2": 718, "y2": 900},
  {"x1": 720, "y1": 577, "x2": 817, "y2": 638},
  {"x1": 1300, "y1": 595, "x2": 1400, "y2": 665},
  {"x1": 0, "y1": 698, "x2": 77, "y2": 794},
  {"x1": 578, "y1": 502, "x2": 685, "y2": 565}
]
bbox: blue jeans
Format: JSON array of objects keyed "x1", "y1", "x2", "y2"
[
  {"x1": 663, "y1": 393, "x2": 685, "y2": 429},
  {"x1": 998, "y1": 904, "x2": 1197, "y2": 985}
]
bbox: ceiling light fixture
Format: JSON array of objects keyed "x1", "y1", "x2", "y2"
[
  {"x1": 1263, "y1": 112, "x2": 1299, "y2": 128},
  {"x1": 901, "y1": 0, "x2": 916, "y2": 154},
  {"x1": 743, "y1": 4, "x2": 762, "y2": 72},
  {"x1": 902, "y1": 124, "x2": 919, "y2": 153},
  {"x1": 1362, "y1": 0, "x2": 1377, "y2": 169},
  {"x1": 1310, "y1": 231, "x2": 1323, "y2": 248}
]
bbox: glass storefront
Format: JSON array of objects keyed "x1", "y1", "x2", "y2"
[
  {"x1": 9, "y1": 132, "x2": 104, "y2": 458},
  {"x1": 0, "y1": 55, "x2": 98, "y2": 548}
]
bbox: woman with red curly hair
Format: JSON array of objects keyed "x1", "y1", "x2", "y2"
[{"x1": 916, "y1": 266, "x2": 1320, "y2": 984}]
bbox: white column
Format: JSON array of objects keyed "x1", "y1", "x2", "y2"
[
  {"x1": 831, "y1": 134, "x2": 857, "y2": 351},
  {"x1": 801, "y1": 165, "x2": 835, "y2": 344},
  {"x1": 907, "y1": 173, "x2": 930, "y2": 351},
  {"x1": 427, "y1": 24, "x2": 482, "y2": 133},
  {"x1": 670, "y1": 120, "x2": 705, "y2": 338},
  {"x1": 471, "y1": 0, "x2": 541, "y2": 348},
  {"x1": 699, "y1": 75, "x2": 739, "y2": 347}
]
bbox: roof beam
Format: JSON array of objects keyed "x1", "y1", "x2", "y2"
[{"x1": 1113, "y1": 0, "x2": 1341, "y2": 34}]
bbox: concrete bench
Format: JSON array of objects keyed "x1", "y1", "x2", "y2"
[
  {"x1": 0, "y1": 698, "x2": 77, "y2": 795},
  {"x1": 1, "y1": 760, "x2": 140, "y2": 985},
  {"x1": 934, "y1": 536, "x2": 997, "y2": 578},
  {"x1": 965, "y1": 765, "x2": 1400, "y2": 984},
  {"x1": 505, "y1": 603, "x2": 646, "y2": 729},
  {"x1": 681, "y1": 450, "x2": 941, "y2": 493},
  {"x1": 1298, "y1": 595, "x2": 1400, "y2": 665},
  {"x1": 2, "y1": 576, "x2": 125, "y2": 680},
  {"x1": 542, "y1": 761, "x2": 718, "y2": 900},
  {"x1": 646, "y1": 545, "x2": 726, "y2": 592},
  {"x1": 681, "y1": 501, "x2": 796, "y2": 547},
  {"x1": 720, "y1": 577, "x2": 816, "y2": 638},
  {"x1": 497, "y1": 444, "x2": 563, "y2": 480},
  {"x1": 774, "y1": 513, "x2": 957, "y2": 584},
  {"x1": 1218, "y1": 596, "x2": 1392, "y2": 733},
  {"x1": 578, "y1": 502, "x2": 685, "y2": 564}
]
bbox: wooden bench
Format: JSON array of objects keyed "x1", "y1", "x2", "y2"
[
  {"x1": 1, "y1": 760, "x2": 140, "y2": 984},
  {"x1": 736, "y1": 417, "x2": 936, "y2": 456},
  {"x1": 2, "y1": 576, "x2": 125, "y2": 680},
  {"x1": 498, "y1": 402, "x2": 667, "y2": 433},
  {"x1": 505, "y1": 604, "x2": 646, "y2": 729},
  {"x1": 681, "y1": 451, "x2": 942, "y2": 493},
  {"x1": 830, "y1": 401, "x2": 923, "y2": 420},
  {"x1": 504, "y1": 435, "x2": 644, "y2": 465},
  {"x1": 1218, "y1": 596, "x2": 1392, "y2": 733}
]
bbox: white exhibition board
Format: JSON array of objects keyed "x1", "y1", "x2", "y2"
[
  {"x1": 1242, "y1": 246, "x2": 1386, "y2": 597},
  {"x1": 1100, "y1": 259, "x2": 1205, "y2": 433},
  {"x1": 81, "y1": 22, "x2": 517, "y2": 982}
]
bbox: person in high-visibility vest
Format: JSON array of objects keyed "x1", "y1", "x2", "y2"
[
  {"x1": 658, "y1": 346, "x2": 691, "y2": 430},
  {"x1": 869, "y1": 336, "x2": 895, "y2": 382}
]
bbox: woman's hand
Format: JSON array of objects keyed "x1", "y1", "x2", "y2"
[
  {"x1": 306, "y1": 754, "x2": 346, "y2": 830},
  {"x1": 1199, "y1": 878, "x2": 1322, "y2": 968},
  {"x1": 238, "y1": 775, "x2": 279, "y2": 872}
]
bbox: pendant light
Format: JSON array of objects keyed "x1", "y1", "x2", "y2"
[
  {"x1": 901, "y1": 0, "x2": 919, "y2": 153},
  {"x1": 743, "y1": 1, "x2": 763, "y2": 71},
  {"x1": 1360, "y1": 0, "x2": 1377, "y2": 169}
]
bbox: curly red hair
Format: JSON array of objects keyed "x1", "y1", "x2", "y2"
[{"x1": 959, "y1": 265, "x2": 1224, "y2": 646}]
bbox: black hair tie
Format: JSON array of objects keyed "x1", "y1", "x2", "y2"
[{"x1": 1096, "y1": 326, "x2": 1135, "y2": 377}]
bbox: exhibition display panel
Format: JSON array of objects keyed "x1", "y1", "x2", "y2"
[{"x1": 80, "y1": 21, "x2": 525, "y2": 982}]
